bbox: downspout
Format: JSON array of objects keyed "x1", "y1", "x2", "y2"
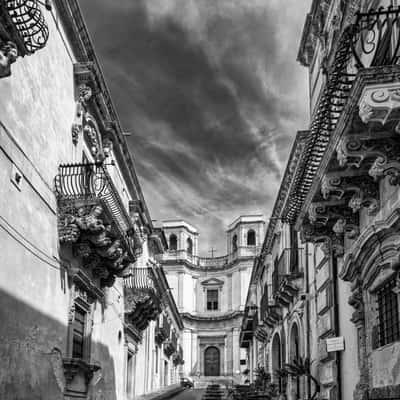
[
  {"x1": 305, "y1": 242, "x2": 311, "y2": 400},
  {"x1": 332, "y1": 255, "x2": 342, "y2": 400}
]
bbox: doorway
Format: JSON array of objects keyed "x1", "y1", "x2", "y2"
[{"x1": 204, "y1": 346, "x2": 220, "y2": 376}]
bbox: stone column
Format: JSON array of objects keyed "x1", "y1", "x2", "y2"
[
  {"x1": 178, "y1": 272, "x2": 184, "y2": 310},
  {"x1": 227, "y1": 273, "x2": 232, "y2": 311},
  {"x1": 192, "y1": 331, "x2": 198, "y2": 375},
  {"x1": 232, "y1": 328, "x2": 240, "y2": 377}
]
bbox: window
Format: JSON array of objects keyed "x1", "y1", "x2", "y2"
[
  {"x1": 169, "y1": 234, "x2": 177, "y2": 251},
  {"x1": 232, "y1": 234, "x2": 238, "y2": 252},
  {"x1": 126, "y1": 351, "x2": 134, "y2": 395},
  {"x1": 240, "y1": 359, "x2": 246, "y2": 365},
  {"x1": 187, "y1": 238, "x2": 193, "y2": 255},
  {"x1": 376, "y1": 278, "x2": 400, "y2": 347},
  {"x1": 72, "y1": 305, "x2": 86, "y2": 359},
  {"x1": 247, "y1": 230, "x2": 256, "y2": 246},
  {"x1": 207, "y1": 289, "x2": 219, "y2": 311}
]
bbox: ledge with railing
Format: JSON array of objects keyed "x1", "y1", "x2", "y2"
[
  {"x1": 123, "y1": 266, "x2": 162, "y2": 331},
  {"x1": 159, "y1": 246, "x2": 261, "y2": 270},
  {"x1": 164, "y1": 330, "x2": 178, "y2": 357},
  {"x1": 54, "y1": 162, "x2": 144, "y2": 286},
  {"x1": 271, "y1": 248, "x2": 302, "y2": 308},
  {"x1": 155, "y1": 313, "x2": 171, "y2": 344}
]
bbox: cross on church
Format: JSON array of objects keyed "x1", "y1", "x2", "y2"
[{"x1": 208, "y1": 247, "x2": 217, "y2": 258}]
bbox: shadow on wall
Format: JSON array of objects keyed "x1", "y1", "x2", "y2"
[{"x1": 0, "y1": 288, "x2": 117, "y2": 400}]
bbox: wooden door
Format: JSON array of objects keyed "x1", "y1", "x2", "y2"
[{"x1": 204, "y1": 346, "x2": 220, "y2": 376}]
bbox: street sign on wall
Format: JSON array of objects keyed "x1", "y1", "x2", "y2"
[{"x1": 326, "y1": 336, "x2": 345, "y2": 352}]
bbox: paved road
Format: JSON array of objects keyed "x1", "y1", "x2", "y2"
[{"x1": 170, "y1": 389, "x2": 205, "y2": 400}]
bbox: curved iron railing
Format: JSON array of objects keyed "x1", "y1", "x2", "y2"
[
  {"x1": 285, "y1": 6, "x2": 400, "y2": 223},
  {"x1": 55, "y1": 163, "x2": 133, "y2": 238},
  {"x1": 123, "y1": 266, "x2": 156, "y2": 292},
  {"x1": 5, "y1": 0, "x2": 49, "y2": 54}
]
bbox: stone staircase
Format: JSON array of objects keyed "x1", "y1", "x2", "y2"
[
  {"x1": 202, "y1": 384, "x2": 225, "y2": 400},
  {"x1": 193, "y1": 376, "x2": 236, "y2": 389}
]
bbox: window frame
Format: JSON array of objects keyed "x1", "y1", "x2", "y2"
[
  {"x1": 169, "y1": 234, "x2": 177, "y2": 251},
  {"x1": 67, "y1": 287, "x2": 93, "y2": 362},
  {"x1": 206, "y1": 288, "x2": 219, "y2": 311},
  {"x1": 247, "y1": 229, "x2": 256, "y2": 246},
  {"x1": 375, "y1": 277, "x2": 400, "y2": 348}
]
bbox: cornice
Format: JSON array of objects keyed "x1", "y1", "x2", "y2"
[{"x1": 257, "y1": 131, "x2": 309, "y2": 265}]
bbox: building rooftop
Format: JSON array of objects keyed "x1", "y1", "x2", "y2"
[
  {"x1": 162, "y1": 219, "x2": 199, "y2": 235},
  {"x1": 227, "y1": 215, "x2": 265, "y2": 231}
]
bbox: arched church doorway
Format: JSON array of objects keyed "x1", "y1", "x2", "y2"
[{"x1": 204, "y1": 346, "x2": 220, "y2": 376}]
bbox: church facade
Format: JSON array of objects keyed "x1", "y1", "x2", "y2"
[{"x1": 158, "y1": 216, "x2": 265, "y2": 381}]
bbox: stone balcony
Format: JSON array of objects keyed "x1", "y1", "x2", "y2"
[
  {"x1": 123, "y1": 266, "x2": 162, "y2": 331},
  {"x1": 55, "y1": 162, "x2": 143, "y2": 287},
  {"x1": 271, "y1": 248, "x2": 302, "y2": 308},
  {"x1": 155, "y1": 313, "x2": 171, "y2": 345}
]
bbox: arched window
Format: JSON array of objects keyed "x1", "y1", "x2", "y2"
[
  {"x1": 247, "y1": 229, "x2": 256, "y2": 246},
  {"x1": 232, "y1": 234, "x2": 238, "y2": 253},
  {"x1": 187, "y1": 237, "x2": 193, "y2": 255},
  {"x1": 169, "y1": 234, "x2": 177, "y2": 251}
]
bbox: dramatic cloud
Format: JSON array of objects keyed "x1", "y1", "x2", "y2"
[{"x1": 79, "y1": 0, "x2": 311, "y2": 254}]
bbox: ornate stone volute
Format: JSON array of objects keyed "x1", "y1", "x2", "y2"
[{"x1": 348, "y1": 279, "x2": 364, "y2": 327}]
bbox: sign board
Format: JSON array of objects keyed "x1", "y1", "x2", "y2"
[{"x1": 326, "y1": 336, "x2": 345, "y2": 352}]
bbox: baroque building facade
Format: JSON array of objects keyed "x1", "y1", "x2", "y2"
[
  {"x1": 0, "y1": 2, "x2": 183, "y2": 399},
  {"x1": 242, "y1": 1, "x2": 400, "y2": 400},
  {"x1": 158, "y1": 216, "x2": 265, "y2": 382}
]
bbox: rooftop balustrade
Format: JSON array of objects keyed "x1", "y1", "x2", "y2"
[{"x1": 159, "y1": 246, "x2": 261, "y2": 270}]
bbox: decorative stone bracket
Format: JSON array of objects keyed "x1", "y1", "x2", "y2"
[
  {"x1": 59, "y1": 202, "x2": 133, "y2": 287},
  {"x1": 63, "y1": 357, "x2": 101, "y2": 385},
  {"x1": 123, "y1": 267, "x2": 162, "y2": 331},
  {"x1": 359, "y1": 84, "x2": 400, "y2": 130}
]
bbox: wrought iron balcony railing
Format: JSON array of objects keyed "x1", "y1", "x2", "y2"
[
  {"x1": 55, "y1": 162, "x2": 135, "y2": 253},
  {"x1": 0, "y1": 1, "x2": 49, "y2": 55},
  {"x1": 285, "y1": 6, "x2": 400, "y2": 222},
  {"x1": 123, "y1": 266, "x2": 157, "y2": 294},
  {"x1": 123, "y1": 266, "x2": 162, "y2": 331}
]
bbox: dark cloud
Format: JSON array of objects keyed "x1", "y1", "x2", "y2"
[{"x1": 79, "y1": 0, "x2": 311, "y2": 253}]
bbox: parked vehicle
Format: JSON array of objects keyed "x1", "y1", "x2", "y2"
[{"x1": 181, "y1": 377, "x2": 194, "y2": 388}]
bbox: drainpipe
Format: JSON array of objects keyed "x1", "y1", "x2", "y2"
[
  {"x1": 332, "y1": 256, "x2": 342, "y2": 400},
  {"x1": 305, "y1": 242, "x2": 311, "y2": 400}
]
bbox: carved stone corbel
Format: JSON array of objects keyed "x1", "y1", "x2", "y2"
[
  {"x1": 359, "y1": 84, "x2": 400, "y2": 130},
  {"x1": 369, "y1": 156, "x2": 400, "y2": 186},
  {"x1": 321, "y1": 175, "x2": 343, "y2": 200},
  {"x1": 332, "y1": 214, "x2": 359, "y2": 240},
  {"x1": 0, "y1": 41, "x2": 17, "y2": 78},
  {"x1": 348, "y1": 280, "x2": 364, "y2": 327}
]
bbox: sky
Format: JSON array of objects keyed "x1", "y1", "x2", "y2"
[{"x1": 79, "y1": 0, "x2": 311, "y2": 255}]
